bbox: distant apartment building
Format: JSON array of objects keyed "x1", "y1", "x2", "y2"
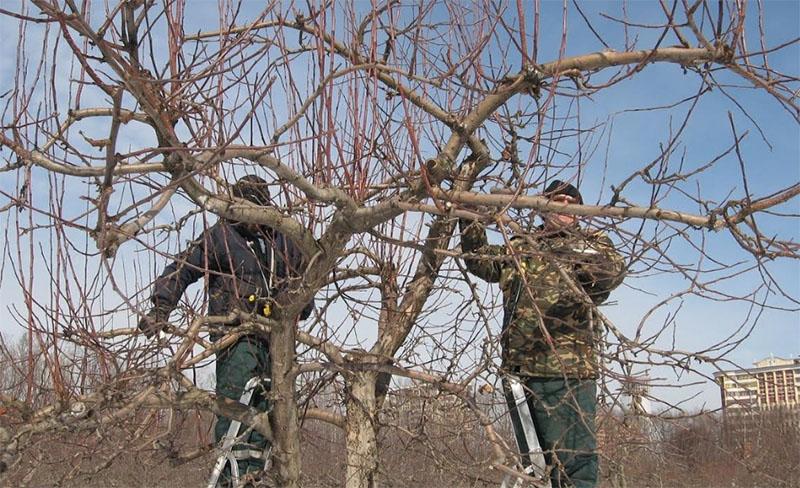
[{"x1": 714, "y1": 356, "x2": 800, "y2": 410}]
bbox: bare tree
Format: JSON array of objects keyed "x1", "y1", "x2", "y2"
[{"x1": 0, "y1": 1, "x2": 797, "y2": 487}]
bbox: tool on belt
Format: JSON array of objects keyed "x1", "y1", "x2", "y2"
[{"x1": 247, "y1": 294, "x2": 273, "y2": 318}]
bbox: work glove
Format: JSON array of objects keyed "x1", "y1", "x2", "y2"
[{"x1": 138, "y1": 306, "x2": 170, "y2": 338}]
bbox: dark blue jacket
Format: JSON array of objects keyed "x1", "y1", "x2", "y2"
[{"x1": 149, "y1": 221, "x2": 312, "y2": 322}]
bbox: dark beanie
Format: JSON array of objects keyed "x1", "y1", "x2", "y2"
[
  {"x1": 543, "y1": 180, "x2": 583, "y2": 204},
  {"x1": 232, "y1": 175, "x2": 271, "y2": 206}
]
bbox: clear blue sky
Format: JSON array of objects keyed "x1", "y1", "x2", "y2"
[
  {"x1": 0, "y1": 1, "x2": 797, "y2": 411},
  {"x1": 523, "y1": 0, "x2": 800, "y2": 409}
]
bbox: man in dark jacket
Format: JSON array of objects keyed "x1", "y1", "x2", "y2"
[
  {"x1": 459, "y1": 180, "x2": 625, "y2": 488},
  {"x1": 138, "y1": 175, "x2": 312, "y2": 483}
]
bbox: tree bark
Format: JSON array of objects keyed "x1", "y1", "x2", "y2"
[
  {"x1": 344, "y1": 371, "x2": 380, "y2": 488},
  {"x1": 269, "y1": 318, "x2": 301, "y2": 487}
]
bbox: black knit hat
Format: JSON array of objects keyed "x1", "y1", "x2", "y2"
[
  {"x1": 543, "y1": 180, "x2": 583, "y2": 204},
  {"x1": 232, "y1": 175, "x2": 271, "y2": 206}
]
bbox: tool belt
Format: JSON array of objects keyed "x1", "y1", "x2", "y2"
[{"x1": 246, "y1": 294, "x2": 273, "y2": 318}]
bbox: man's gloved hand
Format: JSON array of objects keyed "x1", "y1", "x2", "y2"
[{"x1": 138, "y1": 307, "x2": 170, "y2": 338}]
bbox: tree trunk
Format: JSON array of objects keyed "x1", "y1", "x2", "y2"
[
  {"x1": 344, "y1": 371, "x2": 380, "y2": 488},
  {"x1": 269, "y1": 318, "x2": 301, "y2": 487}
]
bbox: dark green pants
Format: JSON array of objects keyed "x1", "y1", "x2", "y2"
[
  {"x1": 505, "y1": 377, "x2": 598, "y2": 488},
  {"x1": 215, "y1": 336, "x2": 271, "y2": 480}
]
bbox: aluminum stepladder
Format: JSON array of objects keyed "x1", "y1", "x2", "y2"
[
  {"x1": 207, "y1": 376, "x2": 272, "y2": 488},
  {"x1": 500, "y1": 376, "x2": 552, "y2": 488}
]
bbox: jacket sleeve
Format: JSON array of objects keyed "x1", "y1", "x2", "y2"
[
  {"x1": 150, "y1": 228, "x2": 217, "y2": 313},
  {"x1": 458, "y1": 218, "x2": 505, "y2": 283},
  {"x1": 574, "y1": 232, "x2": 626, "y2": 304}
]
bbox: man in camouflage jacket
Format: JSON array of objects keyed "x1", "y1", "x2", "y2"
[{"x1": 460, "y1": 180, "x2": 625, "y2": 487}]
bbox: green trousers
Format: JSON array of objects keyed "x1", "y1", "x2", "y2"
[
  {"x1": 214, "y1": 336, "x2": 271, "y2": 480},
  {"x1": 505, "y1": 377, "x2": 598, "y2": 488}
]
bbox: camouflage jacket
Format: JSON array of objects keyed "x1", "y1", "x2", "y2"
[{"x1": 459, "y1": 219, "x2": 626, "y2": 378}]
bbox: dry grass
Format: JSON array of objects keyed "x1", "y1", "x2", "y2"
[{"x1": 2, "y1": 402, "x2": 798, "y2": 487}]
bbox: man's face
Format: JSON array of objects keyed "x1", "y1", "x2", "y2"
[{"x1": 543, "y1": 193, "x2": 579, "y2": 231}]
